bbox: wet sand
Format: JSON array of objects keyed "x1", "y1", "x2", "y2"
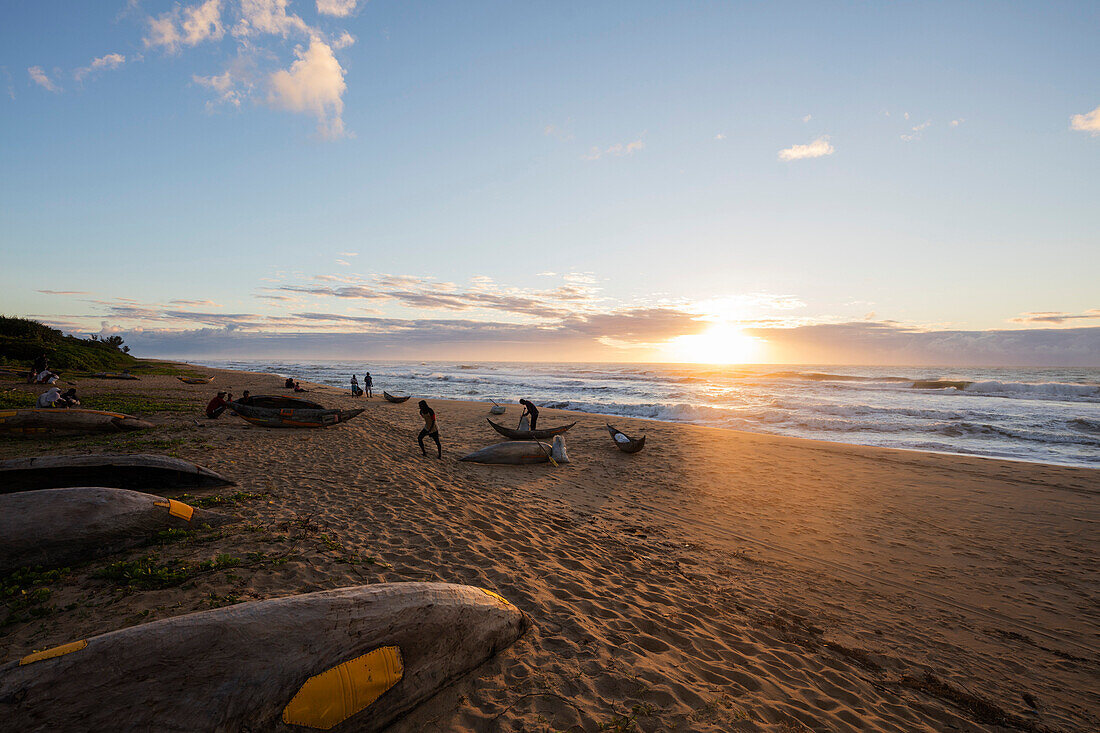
[{"x1": 2, "y1": 365, "x2": 1097, "y2": 731}]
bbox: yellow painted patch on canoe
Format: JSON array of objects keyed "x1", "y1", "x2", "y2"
[
  {"x1": 154, "y1": 499, "x2": 195, "y2": 522},
  {"x1": 282, "y1": 646, "x2": 403, "y2": 730},
  {"x1": 481, "y1": 588, "x2": 513, "y2": 607},
  {"x1": 0, "y1": 411, "x2": 15, "y2": 419},
  {"x1": 19, "y1": 639, "x2": 88, "y2": 666}
]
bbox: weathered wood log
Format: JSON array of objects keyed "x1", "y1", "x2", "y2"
[
  {"x1": 0, "y1": 582, "x2": 528, "y2": 732},
  {"x1": 0, "y1": 487, "x2": 233, "y2": 572},
  {"x1": 0, "y1": 454, "x2": 235, "y2": 494}
]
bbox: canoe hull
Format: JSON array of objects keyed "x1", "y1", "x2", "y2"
[
  {"x1": 607, "y1": 424, "x2": 646, "y2": 454},
  {"x1": 177, "y1": 376, "x2": 214, "y2": 384},
  {"x1": 0, "y1": 454, "x2": 235, "y2": 494},
  {"x1": 232, "y1": 403, "x2": 363, "y2": 428},
  {"x1": 0, "y1": 409, "x2": 153, "y2": 436},
  {"x1": 460, "y1": 437, "x2": 569, "y2": 465},
  {"x1": 0, "y1": 487, "x2": 233, "y2": 572},
  {"x1": 487, "y1": 418, "x2": 576, "y2": 441},
  {"x1": 0, "y1": 582, "x2": 528, "y2": 732},
  {"x1": 383, "y1": 392, "x2": 411, "y2": 403}
]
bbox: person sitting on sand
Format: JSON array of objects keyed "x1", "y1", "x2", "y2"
[
  {"x1": 350, "y1": 375, "x2": 362, "y2": 397},
  {"x1": 293, "y1": 381, "x2": 307, "y2": 392},
  {"x1": 519, "y1": 399, "x2": 539, "y2": 431},
  {"x1": 239, "y1": 390, "x2": 250, "y2": 403},
  {"x1": 36, "y1": 387, "x2": 61, "y2": 408},
  {"x1": 57, "y1": 388, "x2": 80, "y2": 407},
  {"x1": 284, "y1": 377, "x2": 295, "y2": 389},
  {"x1": 206, "y1": 392, "x2": 229, "y2": 419},
  {"x1": 417, "y1": 400, "x2": 442, "y2": 459},
  {"x1": 364, "y1": 372, "x2": 373, "y2": 398},
  {"x1": 29, "y1": 353, "x2": 48, "y2": 383},
  {"x1": 35, "y1": 369, "x2": 59, "y2": 385}
]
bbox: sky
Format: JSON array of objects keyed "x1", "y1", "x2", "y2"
[{"x1": 2, "y1": 0, "x2": 1098, "y2": 366}]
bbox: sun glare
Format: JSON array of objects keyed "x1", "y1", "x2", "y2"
[{"x1": 665, "y1": 324, "x2": 763, "y2": 364}]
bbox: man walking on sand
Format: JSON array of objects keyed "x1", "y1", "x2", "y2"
[{"x1": 365, "y1": 372, "x2": 373, "y2": 398}]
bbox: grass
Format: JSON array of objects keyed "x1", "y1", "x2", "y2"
[
  {"x1": 1, "y1": 566, "x2": 71, "y2": 627},
  {"x1": 0, "y1": 390, "x2": 194, "y2": 415},
  {"x1": 172, "y1": 491, "x2": 268, "y2": 508},
  {"x1": 94, "y1": 552, "x2": 244, "y2": 591}
]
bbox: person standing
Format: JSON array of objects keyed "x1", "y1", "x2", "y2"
[
  {"x1": 364, "y1": 372, "x2": 373, "y2": 398},
  {"x1": 417, "y1": 400, "x2": 441, "y2": 458},
  {"x1": 351, "y1": 374, "x2": 361, "y2": 397},
  {"x1": 519, "y1": 398, "x2": 539, "y2": 431}
]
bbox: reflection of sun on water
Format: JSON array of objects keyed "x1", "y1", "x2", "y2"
[{"x1": 665, "y1": 324, "x2": 762, "y2": 364}]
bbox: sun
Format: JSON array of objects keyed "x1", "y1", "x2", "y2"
[{"x1": 664, "y1": 324, "x2": 763, "y2": 364}]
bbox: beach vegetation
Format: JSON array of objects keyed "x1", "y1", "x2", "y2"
[
  {"x1": 0, "y1": 316, "x2": 135, "y2": 372},
  {"x1": 1, "y1": 566, "x2": 71, "y2": 626},
  {"x1": 175, "y1": 491, "x2": 267, "y2": 508}
]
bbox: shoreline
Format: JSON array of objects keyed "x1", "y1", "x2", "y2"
[{"x1": 2, "y1": 361, "x2": 1097, "y2": 731}]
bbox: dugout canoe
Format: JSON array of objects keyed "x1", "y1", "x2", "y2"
[
  {"x1": 459, "y1": 436, "x2": 569, "y2": 465},
  {"x1": 487, "y1": 418, "x2": 577, "y2": 441},
  {"x1": 0, "y1": 409, "x2": 153, "y2": 436},
  {"x1": 89, "y1": 372, "x2": 139, "y2": 380},
  {"x1": 0, "y1": 582, "x2": 528, "y2": 732},
  {"x1": 383, "y1": 392, "x2": 411, "y2": 403},
  {"x1": 176, "y1": 376, "x2": 214, "y2": 385},
  {"x1": 0, "y1": 454, "x2": 234, "y2": 495},
  {"x1": 234, "y1": 394, "x2": 325, "y2": 410},
  {"x1": 606, "y1": 424, "x2": 646, "y2": 454},
  {"x1": 0, "y1": 487, "x2": 233, "y2": 573},
  {"x1": 489, "y1": 404, "x2": 506, "y2": 415},
  {"x1": 230, "y1": 402, "x2": 364, "y2": 428}
]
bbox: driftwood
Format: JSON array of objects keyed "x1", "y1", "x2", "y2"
[
  {"x1": 0, "y1": 409, "x2": 153, "y2": 436},
  {"x1": 0, "y1": 582, "x2": 528, "y2": 732},
  {"x1": 487, "y1": 418, "x2": 576, "y2": 441},
  {"x1": 0, "y1": 454, "x2": 235, "y2": 495},
  {"x1": 0, "y1": 487, "x2": 233, "y2": 572},
  {"x1": 460, "y1": 436, "x2": 569, "y2": 465}
]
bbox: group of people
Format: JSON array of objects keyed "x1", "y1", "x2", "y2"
[
  {"x1": 27, "y1": 353, "x2": 59, "y2": 385},
  {"x1": 36, "y1": 386, "x2": 80, "y2": 408},
  {"x1": 206, "y1": 391, "x2": 249, "y2": 419},
  {"x1": 350, "y1": 373, "x2": 373, "y2": 398},
  {"x1": 283, "y1": 377, "x2": 307, "y2": 392}
]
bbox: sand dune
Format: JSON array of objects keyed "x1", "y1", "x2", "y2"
[{"x1": 1, "y1": 365, "x2": 1096, "y2": 731}]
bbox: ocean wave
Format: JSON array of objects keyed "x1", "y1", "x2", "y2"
[{"x1": 959, "y1": 381, "x2": 1100, "y2": 401}]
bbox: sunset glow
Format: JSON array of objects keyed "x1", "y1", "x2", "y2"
[{"x1": 664, "y1": 324, "x2": 764, "y2": 364}]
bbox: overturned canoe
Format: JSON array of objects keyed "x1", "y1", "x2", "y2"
[
  {"x1": 0, "y1": 409, "x2": 153, "y2": 436},
  {"x1": 234, "y1": 394, "x2": 324, "y2": 410},
  {"x1": 89, "y1": 372, "x2": 139, "y2": 380},
  {"x1": 487, "y1": 418, "x2": 577, "y2": 441},
  {"x1": 383, "y1": 392, "x2": 411, "y2": 403},
  {"x1": 230, "y1": 402, "x2": 364, "y2": 428},
  {"x1": 460, "y1": 436, "x2": 569, "y2": 465},
  {"x1": 0, "y1": 487, "x2": 233, "y2": 572},
  {"x1": 606, "y1": 424, "x2": 646, "y2": 454},
  {"x1": 489, "y1": 405, "x2": 506, "y2": 415},
  {"x1": 1, "y1": 582, "x2": 528, "y2": 731},
  {"x1": 176, "y1": 376, "x2": 214, "y2": 385},
  {"x1": 0, "y1": 454, "x2": 234, "y2": 495}
]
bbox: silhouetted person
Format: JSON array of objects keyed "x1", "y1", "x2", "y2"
[
  {"x1": 37, "y1": 387, "x2": 60, "y2": 408},
  {"x1": 57, "y1": 388, "x2": 80, "y2": 407},
  {"x1": 29, "y1": 353, "x2": 48, "y2": 383},
  {"x1": 417, "y1": 400, "x2": 441, "y2": 458},
  {"x1": 206, "y1": 392, "x2": 229, "y2": 418},
  {"x1": 364, "y1": 372, "x2": 373, "y2": 398},
  {"x1": 519, "y1": 399, "x2": 539, "y2": 431},
  {"x1": 351, "y1": 375, "x2": 362, "y2": 397},
  {"x1": 293, "y1": 381, "x2": 307, "y2": 392},
  {"x1": 284, "y1": 377, "x2": 295, "y2": 389}
]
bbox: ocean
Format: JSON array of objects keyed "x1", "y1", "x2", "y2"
[{"x1": 201, "y1": 360, "x2": 1100, "y2": 468}]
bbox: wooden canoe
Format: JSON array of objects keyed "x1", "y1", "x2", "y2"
[
  {"x1": 487, "y1": 418, "x2": 576, "y2": 441},
  {"x1": 89, "y1": 372, "x2": 139, "y2": 380},
  {"x1": 606, "y1": 424, "x2": 646, "y2": 454},
  {"x1": 230, "y1": 403, "x2": 364, "y2": 428},
  {"x1": 460, "y1": 436, "x2": 569, "y2": 465},
  {"x1": 489, "y1": 405, "x2": 506, "y2": 415},
  {"x1": 233, "y1": 395, "x2": 324, "y2": 410},
  {"x1": 0, "y1": 454, "x2": 234, "y2": 495},
  {"x1": 383, "y1": 392, "x2": 411, "y2": 403},
  {"x1": 0, "y1": 487, "x2": 233, "y2": 572},
  {"x1": 0, "y1": 582, "x2": 528, "y2": 731},
  {"x1": 176, "y1": 376, "x2": 214, "y2": 385},
  {"x1": 0, "y1": 409, "x2": 153, "y2": 436}
]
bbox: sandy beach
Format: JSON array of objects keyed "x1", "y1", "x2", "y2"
[{"x1": 2, "y1": 364, "x2": 1097, "y2": 732}]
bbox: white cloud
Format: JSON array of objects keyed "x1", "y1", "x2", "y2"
[
  {"x1": 331, "y1": 30, "x2": 356, "y2": 49},
  {"x1": 1070, "y1": 105, "x2": 1100, "y2": 135},
  {"x1": 582, "y1": 138, "x2": 645, "y2": 160},
  {"x1": 901, "y1": 120, "x2": 931, "y2": 141},
  {"x1": 235, "y1": 0, "x2": 312, "y2": 38},
  {"x1": 802, "y1": 114, "x2": 812, "y2": 123},
  {"x1": 28, "y1": 66, "x2": 60, "y2": 92},
  {"x1": 338, "y1": 251, "x2": 359, "y2": 257},
  {"x1": 777, "y1": 135, "x2": 834, "y2": 161},
  {"x1": 145, "y1": 0, "x2": 223, "y2": 51},
  {"x1": 714, "y1": 133, "x2": 725, "y2": 140},
  {"x1": 268, "y1": 38, "x2": 348, "y2": 139},
  {"x1": 950, "y1": 118, "x2": 965, "y2": 127},
  {"x1": 193, "y1": 70, "x2": 242, "y2": 107},
  {"x1": 317, "y1": 0, "x2": 358, "y2": 17},
  {"x1": 74, "y1": 53, "x2": 126, "y2": 82}
]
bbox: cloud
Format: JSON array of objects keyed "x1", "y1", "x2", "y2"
[
  {"x1": 543, "y1": 123, "x2": 574, "y2": 141},
  {"x1": 145, "y1": 0, "x2": 224, "y2": 51},
  {"x1": 74, "y1": 53, "x2": 126, "y2": 82},
  {"x1": 778, "y1": 136, "x2": 834, "y2": 161},
  {"x1": 1070, "y1": 105, "x2": 1100, "y2": 135},
  {"x1": 268, "y1": 38, "x2": 348, "y2": 139},
  {"x1": 317, "y1": 0, "x2": 358, "y2": 17},
  {"x1": 193, "y1": 70, "x2": 242, "y2": 107},
  {"x1": 901, "y1": 120, "x2": 932, "y2": 142},
  {"x1": 331, "y1": 31, "x2": 356, "y2": 50},
  {"x1": 714, "y1": 133, "x2": 725, "y2": 140},
  {"x1": 802, "y1": 114, "x2": 812, "y2": 123},
  {"x1": 235, "y1": 0, "x2": 312, "y2": 38},
  {"x1": 582, "y1": 138, "x2": 645, "y2": 161},
  {"x1": 28, "y1": 66, "x2": 60, "y2": 92},
  {"x1": 950, "y1": 119, "x2": 964, "y2": 127},
  {"x1": 1009, "y1": 309, "x2": 1100, "y2": 325},
  {"x1": 37, "y1": 290, "x2": 89, "y2": 295}
]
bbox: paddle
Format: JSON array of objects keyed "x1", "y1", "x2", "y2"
[{"x1": 534, "y1": 437, "x2": 558, "y2": 467}]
